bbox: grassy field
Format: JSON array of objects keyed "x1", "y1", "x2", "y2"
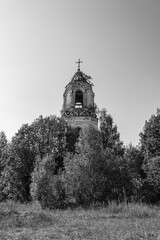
[{"x1": 0, "y1": 201, "x2": 160, "y2": 240}]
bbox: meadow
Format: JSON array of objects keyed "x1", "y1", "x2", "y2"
[{"x1": 0, "y1": 201, "x2": 160, "y2": 240}]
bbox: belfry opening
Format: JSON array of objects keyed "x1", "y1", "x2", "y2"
[{"x1": 75, "y1": 90, "x2": 83, "y2": 108}]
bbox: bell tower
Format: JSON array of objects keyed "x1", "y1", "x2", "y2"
[{"x1": 61, "y1": 60, "x2": 98, "y2": 129}]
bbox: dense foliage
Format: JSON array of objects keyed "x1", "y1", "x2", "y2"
[
  {"x1": 140, "y1": 108, "x2": 160, "y2": 159},
  {"x1": 99, "y1": 108, "x2": 124, "y2": 156},
  {"x1": 0, "y1": 108, "x2": 160, "y2": 207},
  {"x1": 0, "y1": 115, "x2": 78, "y2": 202},
  {"x1": 0, "y1": 131, "x2": 8, "y2": 176},
  {"x1": 30, "y1": 154, "x2": 66, "y2": 209},
  {"x1": 139, "y1": 109, "x2": 160, "y2": 202}
]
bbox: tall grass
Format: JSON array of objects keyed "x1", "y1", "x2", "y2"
[
  {"x1": 105, "y1": 201, "x2": 158, "y2": 218},
  {"x1": 0, "y1": 200, "x2": 159, "y2": 220},
  {"x1": 0, "y1": 200, "x2": 160, "y2": 240},
  {"x1": 0, "y1": 200, "x2": 55, "y2": 230}
]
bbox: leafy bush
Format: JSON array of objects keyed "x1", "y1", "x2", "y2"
[
  {"x1": 122, "y1": 144, "x2": 144, "y2": 201},
  {"x1": 62, "y1": 122, "x2": 136, "y2": 206},
  {"x1": 142, "y1": 156, "x2": 160, "y2": 203},
  {"x1": 63, "y1": 125, "x2": 107, "y2": 206},
  {"x1": 30, "y1": 154, "x2": 66, "y2": 209}
]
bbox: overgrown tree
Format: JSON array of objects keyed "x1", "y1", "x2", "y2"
[
  {"x1": 1, "y1": 115, "x2": 78, "y2": 202},
  {"x1": 63, "y1": 124, "x2": 106, "y2": 206},
  {"x1": 1, "y1": 124, "x2": 36, "y2": 202},
  {"x1": 99, "y1": 108, "x2": 124, "y2": 157},
  {"x1": 140, "y1": 108, "x2": 160, "y2": 159},
  {"x1": 122, "y1": 144, "x2": 144, "y2": 201},
  {"x1": 63, "y1": 122, "x2": 128, "y2": 206},
  {"x1": 139, "y1": 108, "x2": 160, "y2": 202},
  {"x1": 142, "y1": 156, "x2": 160, "y2": 203},
  {"x1": 30, "y1": 154, "x2": 66, "y2": 209},
  {"x1": 0, "y1": 131, "x2": 9, "y2": 201},
  {"x1": 0, "y1": 131, "x2": 9, "y2": 175}
]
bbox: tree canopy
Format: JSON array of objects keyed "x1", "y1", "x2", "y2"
[
  {"x1": 0, "y1": 107, "x2": 160, "y2": 206},
  {"x1": 0, "y1": 115, "x2": 78, "y2": 202},
  {"x1": 140, "y1": 108, "x2": 160, "y2": 159}
]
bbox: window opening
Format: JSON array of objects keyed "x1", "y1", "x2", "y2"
[{"x1": 75, "y1": 90, "x2": 83, "y2": 108}]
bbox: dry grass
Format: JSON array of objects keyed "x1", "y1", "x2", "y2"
[{"x1": 0, "y1": 201, "x2": 160, "y2": 239}]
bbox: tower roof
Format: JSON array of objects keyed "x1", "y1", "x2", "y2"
[
  {"x1": 65, "y1": 60, "x2": 94, "y2": 89},
  {"x1": 71, "y1": 70, "x2": 93, "y2": 85},
  {"x1": 65, "y1": 70, "x2": 93, "y2": 89}
]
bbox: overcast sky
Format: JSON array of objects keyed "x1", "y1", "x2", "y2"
[{"x1": 0, "y1": 0, "x2": 160, "y2": 145}]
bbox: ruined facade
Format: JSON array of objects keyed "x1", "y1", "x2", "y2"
[{"x1": 61, "y1": 60, "x2": 98, "y2": 130}]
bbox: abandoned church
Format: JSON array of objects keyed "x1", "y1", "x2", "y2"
[{"x1": 61, "y1": 60, "x2": 98, "y2": 130}]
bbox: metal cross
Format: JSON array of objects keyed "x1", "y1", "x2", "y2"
[{"x1": 76, "y1": 59, "x2": 83, "y2": 71}]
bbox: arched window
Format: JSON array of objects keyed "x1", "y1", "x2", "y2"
[{"x1": 75, "y1": 90, "x2": 83, "y2": 108}]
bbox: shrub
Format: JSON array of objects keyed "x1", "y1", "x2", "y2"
[
  {"x1": 30, "y1": 154, "x2": 66, "y2": 209},
  {"x1": 63, "y1": 125, "x2": 109, "y2": 206},
  {"x1": 142, "y1": 156, "x2": 160, "y2": 203}
]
